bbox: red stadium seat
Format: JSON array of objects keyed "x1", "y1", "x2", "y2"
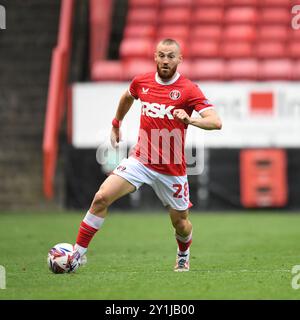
[
  {"x1": 194, "y1": 0, "x2": 224, "y2": 7},
  {"x1": 257, "y1": 25, "x2": 288, "y2": 41},
  {"x1": 127, "y1": 8, "x2": 158, "y2": 24},
  {"x1": 190, "y1": 59, "x2": 225, "y2": 80},
  {"x1": 190, "y1": 40, "x2": 220, "y2": 58},
  {"x1": 222, "y1": 42, "x2": 254, "y2": 58},
  {"x1": 256, "y1": 41, "x2": 286, "y2": 59},
  {"x1": 191, "y1": 25, "x2": 222, "y2": 40},
  {"x1": 225, "y1": 7, "x2": 258, "y2": 24},
  {"x1": 123, "y1": 59, "x2": 154, "y2": 80},
  {"x1": 223, "y1": 25, "x2": 257, "y2": 41},
  {"x1": 160, "y1": 0, "x2": 192, "y2": 7},
  {"x1": 227, "y1": 0, "x2": 257, "y2": 6},
  {"x1": 260, "y1": 0, "x2": 291, "y2": 7},
  {"x1": 259, "y1": 9, "x2": 290, "y2": 24},
  {"x1": 289, "y1": 30, "x2": 300, "y2": 41},
  {"x1": 157, "y1": 25, "x2": 190, "y2": 40},
  {"x1": 91, "y1": 61, "x2": 124, "y2": 81},
  {"x1": 225, "y1": 59, "x2": 258, "y2": 80},
  {"x1": 160, "y1": 8, "x2": 191, "y2": 24},
  {"x1": 259, "y1": 59, "x2": 293, "y2": 80},
  {"x1": 120, "y1": 38, "x2": 154, "y2": 60},
  {"x1": 124, "y1": 25, "x2": 156, "y2": 39},
  {"x1": 288, "y1": 42, "x2": 300, "y2": 59},
  {"x1": 193, "y1": 8, "x2": 224, "y2": 24},
  {"x1": 292, "y1": 60, "x2": 300, "y2": 80},
  {"x1": 128, "y1": 0, "x2": 160, "y2": 8}
]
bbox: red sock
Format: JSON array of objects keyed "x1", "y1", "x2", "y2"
[
  {"x1": 176, "y1": 232, "x2": 192, "y2": 252},
  {"x1": 176, "y1": 238, "x2": 192, "y2": 252},
  {"x1": 76, "y1": 221, "x2": 98, "y2": 248}
]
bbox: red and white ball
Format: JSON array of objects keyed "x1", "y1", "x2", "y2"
[{"x1": 47, "y1": 243, "x2": 78, "y2": 274}]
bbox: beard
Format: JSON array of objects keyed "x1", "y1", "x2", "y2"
[{"x1": 157, "y1": 64, "x2": 177, "y2": 80}]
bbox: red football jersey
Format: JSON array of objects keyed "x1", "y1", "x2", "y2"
[{"x1": 128, "y1": 72, "x2": 214, "y2": 176}]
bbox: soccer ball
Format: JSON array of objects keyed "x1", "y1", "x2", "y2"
[{"x1": 47, "y1": 243, "x2": 79, "y2": 274}]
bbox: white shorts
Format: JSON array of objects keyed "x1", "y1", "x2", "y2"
[{"x1": 113, "y1": 157, "x2": 191, "y2": 211}]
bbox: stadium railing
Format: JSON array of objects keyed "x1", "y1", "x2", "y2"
[{"x1": 43, "y1": 0, "x2": 75, "y2": 199}]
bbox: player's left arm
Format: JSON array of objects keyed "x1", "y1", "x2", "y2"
[{"x1": 173, "y1": 108, "x2": 222, "y2": 130}]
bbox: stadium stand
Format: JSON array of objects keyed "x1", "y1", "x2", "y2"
[
  {"x1": 0, "y1": 0, "x2": 61, "y2": 209},
  {"x1": 0, "y1": 0, "x2": 89, "y2": 208},
  {"x1": 258, "y1": 59, "x2": 293, "y2": 80},
  {"x1": 160, "y1": 0, "x2": 193, "y2": 6},
  {"x1": 190, "y1": 59, "x2": 225, "y2": 80},
  {"x1": 89, "y1": 0, "x2": 113, "y2": 68},
  {"x1": 91, "y1": 0, "x2": 298, "y2": 81},
  {"x1": 225, "y1": 59, "x2": 258, "y2": 79},
  {"x1": 293, "y1": 60, "x2": 300, "y2": 80},
  {"x1": 191, "y1": 25, "x2": 222, "y2": 40}
]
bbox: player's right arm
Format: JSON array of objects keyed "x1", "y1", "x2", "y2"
[{"x1": 110, "y1": 90, "x2": 135, "y2": 148}]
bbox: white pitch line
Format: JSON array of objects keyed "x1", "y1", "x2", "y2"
[{"x1": 95, "y1": 269, "x2": 291, "y2": 274}]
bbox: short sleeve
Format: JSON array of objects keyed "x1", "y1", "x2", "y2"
[
  {"x1": 187, "y1": 83, "x2": 214, "y2": 114},
  {"x1": 128, "y1": 76, "x2": 139, "y2": 100}
]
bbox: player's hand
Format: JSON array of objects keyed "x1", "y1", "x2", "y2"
[
  {"x1": 173, "y1": 109, "x2": 191, "y2": 125},
  {"x1": 110, "y1": 127, "x2": 122, "y2": 148}
]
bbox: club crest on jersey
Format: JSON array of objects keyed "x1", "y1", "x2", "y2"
[{"x1": 169, "y1": 90, "x2": 181, "y2": 100}]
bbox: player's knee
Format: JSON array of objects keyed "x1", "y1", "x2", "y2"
[
  {"x1": 172, "y1": 217, "x2": 189, "y2": 232},
  {"x1": 92, "y1": 191, "x2": 109, "y2": 211}
]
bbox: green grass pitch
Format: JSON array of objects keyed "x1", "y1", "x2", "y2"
[{"x1": 0, "y1": 211, "x2": 300, "y2": 300}]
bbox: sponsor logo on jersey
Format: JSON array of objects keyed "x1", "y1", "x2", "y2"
[
  {"x1": 142, "y1": 87, "x2": 149, "y2": 94},
  {"x1": 117, "y1": 165, "x2": 126, "y2": 171},
  {"x1": 169, "y1": 90, "x2": 181, "y2": 100},
  {"x1": 141, "y1": 101, "x2": 175, "y2": 119}
]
